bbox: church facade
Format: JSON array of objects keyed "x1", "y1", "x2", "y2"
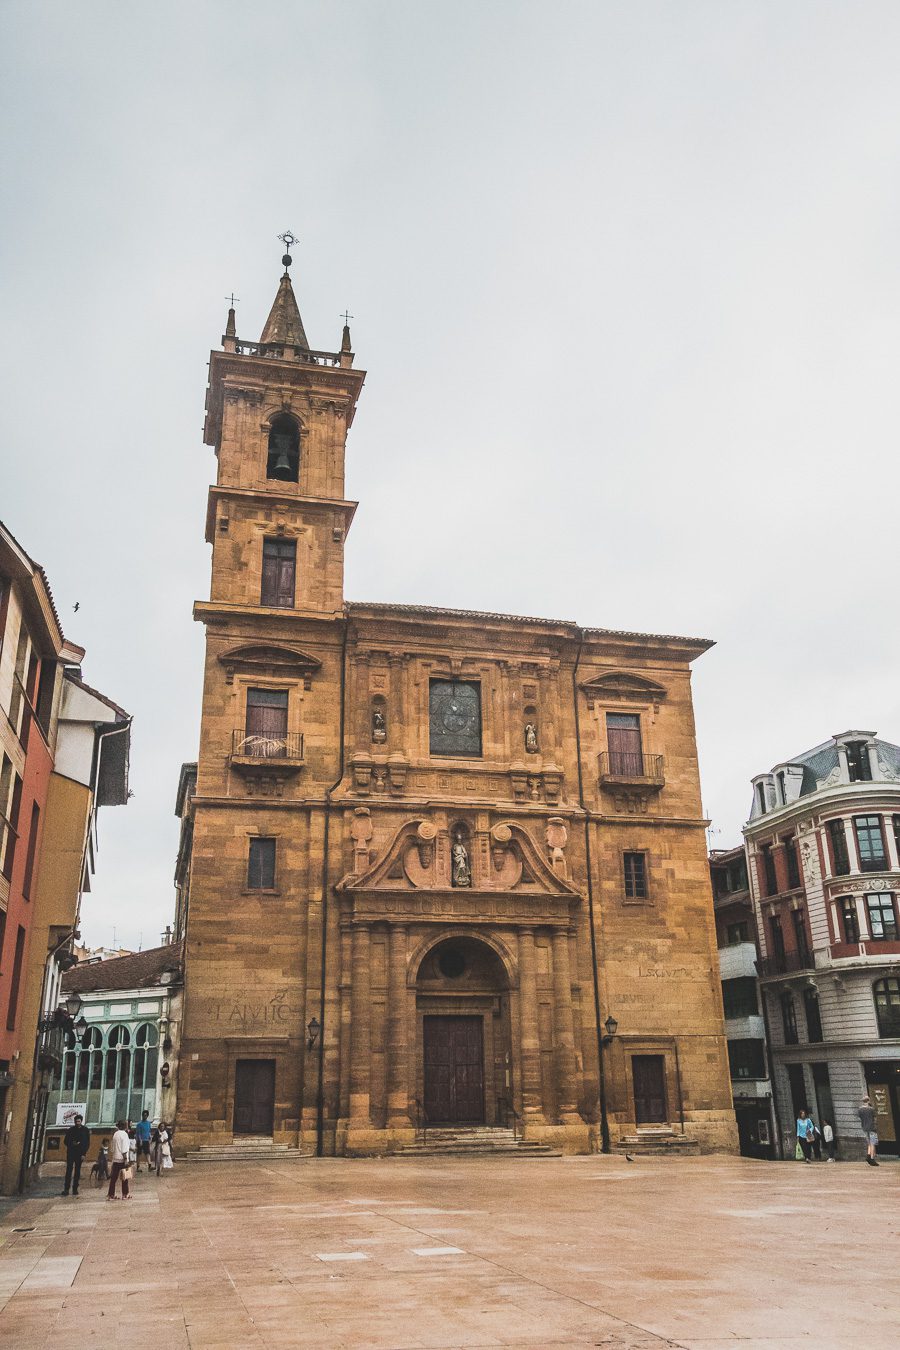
[{"x1": 176, "y1": 247, "x2": 736, "y2": 1156}]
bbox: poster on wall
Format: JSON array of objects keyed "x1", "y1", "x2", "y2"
[{"x1": 55, "y1": 1102, "x2": 87, "y2": 1127}]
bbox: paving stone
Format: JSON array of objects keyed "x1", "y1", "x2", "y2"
[{"x1": 0, "y1": 1155, "x2": 896, "y2": 1347}]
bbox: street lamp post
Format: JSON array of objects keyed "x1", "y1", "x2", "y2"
[{"x1": 599, "y1": 1014, "x2": 619, "y2": 1153}]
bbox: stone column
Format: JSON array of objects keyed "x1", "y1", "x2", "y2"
[
  {"x1": 348, "y1": 923, "x2": 371, "y2": 1123},
  {"x1": 386, "y1": 924, "x2": 410, "y2": 1127},
  {"x1": 538, "y1": 667, "x2": 557, "y2": 760},
  {"x1": 354, "y1": 653, "x2": 370, "y2": 746},
  {"x1": 551, "y1": 928, "x2": 579, "y2": 1120},
  {"x1": 517, "y1": 928, "x2": 545, "y2": 1121}
]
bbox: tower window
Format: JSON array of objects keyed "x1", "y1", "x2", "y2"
[
  {"x1": 266, "y1": 414, "x2": 300, "y2": 482},
  {"x1": 261, "y1": 538, "x2": 296, "y2": 607},
  {"x1": 248, "y1": 837, "x2": 277, "y2": 891},
  {"x1": 623, "y1": 851, "x2": 648, "y2": 900}
]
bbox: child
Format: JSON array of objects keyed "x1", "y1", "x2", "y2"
[{"x1": 89, "y1": 1140, "x2": 110, "y2": 1184}]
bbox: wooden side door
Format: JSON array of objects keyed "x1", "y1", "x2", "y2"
[
  {"x1": 632, "y1": 1054, "x2": 667, "y2": 1125},
  {"x1": 233, "y1": 1059, "x2": 276, "y2": 1135}
]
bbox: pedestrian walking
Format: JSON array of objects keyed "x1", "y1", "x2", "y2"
[
  {"x1": 796, "y1": 1109, "x2": 814, "y2": 1162},
  {"x1": 107, "y1": 1119, "x2": 134, "y2": 1200},
  {"x1": 135, "y1": 1110, "x2": 152, "y2": 1172},
  {"x1": 810, "y1": 1118, "x2": 823, "y2": 1160},
  {"x1": 858, "y1": 1095, "x2": 880, "y2": 1167},
  {"x1": 822, "y1": 1120, "x2": 836, "y2": 1161},
  {"x1": 61, "y1": 1114, "x2": 91, "y2": 1196}
]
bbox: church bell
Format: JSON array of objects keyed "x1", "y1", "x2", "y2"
[{"x1": 268, "y1": 434, "x2": 295, "y2": 480}]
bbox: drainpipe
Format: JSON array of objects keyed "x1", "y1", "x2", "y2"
[
  {"x1": 315, "y1": 614, "x2": 349, "y2": 1157},
  {"x1": 572, "y1": 633, "x2": 611, "y2": 1153}
]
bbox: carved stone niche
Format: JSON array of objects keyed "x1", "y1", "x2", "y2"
[
  {"x1": 371, "y1": 695, "x2": 387, "y2": 744},
  {"x1": 218, "y1": 643, "x2": 321, "y2": 691}
]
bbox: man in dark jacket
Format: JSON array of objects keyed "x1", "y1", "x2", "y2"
[{"x1": 62, "y1": 1115, "x2": 91, "y2": 1195}]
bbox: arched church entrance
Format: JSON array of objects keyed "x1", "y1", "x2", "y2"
[{"x1": 415, "y1": 935, "x2": 512, "y2": 1127}]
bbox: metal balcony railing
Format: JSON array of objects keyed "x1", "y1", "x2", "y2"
[
  {"x1": 755, "y1": 949, "x2": 815, "y2": 978},
  {"x1": 599, "y1": 751, "x2": 665, "y2": 784},
  {"x1": 231, "y1": 729, "x2": 304, "y2": 761},
  {"x1": 37, "y1": 1025, "x2": 66, "y2": 1072}
]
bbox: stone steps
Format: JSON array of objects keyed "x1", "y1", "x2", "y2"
[
  {"x1": 616, "y1": 1129, "x2": 700, "y2": 1157},
  {"x1": 181, "y1": 1138, "x2": 310, "y2": 1164},
  {"x1": 390, "y1": 1127, "x2": 561, "y2": 1158}
]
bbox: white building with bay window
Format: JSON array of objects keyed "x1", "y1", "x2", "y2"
[
  {"x1": 746, "y1": 730, "x2": 900, "y2": 1159},
  {"x1": 45, "y1": 943, "x2": 182, "y2": 1152}
]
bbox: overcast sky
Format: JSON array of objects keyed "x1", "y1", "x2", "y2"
[{"x1": 3, "y1": 2, "x2": 899, "y2": 950}]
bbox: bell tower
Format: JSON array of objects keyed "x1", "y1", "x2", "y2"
[{"x1": 201, "y1": 237, "x2": 365, "y2": 617}]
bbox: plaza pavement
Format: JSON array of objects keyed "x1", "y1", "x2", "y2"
[{"x1": 0, "y1": 1153, "x2": 896, "y2": 1349}]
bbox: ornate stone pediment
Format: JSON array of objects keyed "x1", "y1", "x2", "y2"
[
  {"x1": 337, "y1": 815, "x2": 579, "y2": 900},
  {"x1": 218, "y1": 643, "x2": 321, "y2": 688},
  {"x1": 580, "y1": 670, "x2": 668, "y2": 708}
]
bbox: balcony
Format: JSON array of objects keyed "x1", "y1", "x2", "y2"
[
  {"x1": 598, "y1": 751, "x2": 665, "y2": 789},
  {"x1": 37, "y1": 1026, "x2": 66, "y2": 1072},
  {"x1": 229, "y1": 729, "x2": 304, "y2": 786},
  {"x1": 755, "y1": 949, "x2": 816, "y2": 978},
  {"x1": 718, "y1": 941, "x2": 759, "y2": 981}
]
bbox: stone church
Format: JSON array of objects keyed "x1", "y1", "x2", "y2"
[{"x1": 175, "y1": 244, "x2": 736, "y2": 1156}]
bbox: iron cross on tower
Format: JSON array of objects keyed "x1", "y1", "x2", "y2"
[{"x1": 278, "y1": 230, "x2": 299, "y2": 268}]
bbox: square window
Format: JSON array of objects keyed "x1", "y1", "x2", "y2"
[
  {"x1": 866, "y1": 893, "x2": 897, "y2": 942},
  {"x1": 623, "y1": 851, "x2": 647, "y2": 900},
  {"x1": 429, "y1": 681, "x2": 482, "y2": 757},
  {"x1": 248, "y1": 837, "x2": 276, "y2": 891}
]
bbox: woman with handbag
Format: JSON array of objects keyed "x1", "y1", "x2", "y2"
[{"x1": 107, "y1": 1120, "x2": 133, "y2": 1200}]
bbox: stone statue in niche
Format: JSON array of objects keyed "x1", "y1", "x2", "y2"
[
  {"x1": 372, "y1": 708, "x2": 387, "y2": 742},
  {"x1": 451, "y1": 832, "x2": 471, "y2": 888},
  {"x1": 524, "y1": 722, "x2": 538, "y2": 754}
]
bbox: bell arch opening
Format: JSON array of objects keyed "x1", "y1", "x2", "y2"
[{"x1": 266, "y1": 412, "x2": 300, "y2": 482}]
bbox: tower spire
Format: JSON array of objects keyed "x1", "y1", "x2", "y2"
[{"x1": 261, "y1": 231, "x2": 309, "y2": 349}]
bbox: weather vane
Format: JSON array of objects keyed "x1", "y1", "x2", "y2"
[{"x1": 278, "y1": 230, "x2": 299, "y2": 268}]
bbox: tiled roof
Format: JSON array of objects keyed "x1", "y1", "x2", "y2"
[
  {"x1": 62, "y1": 943, "x2": 182, "y2": 993},
  {"x1": 65, "y1": 674, "x2": 130, "y2": 720}
]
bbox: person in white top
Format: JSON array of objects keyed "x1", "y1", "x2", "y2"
[{"x1": 107, "y1": 1120, "x2": 133, "y2": 1200}]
